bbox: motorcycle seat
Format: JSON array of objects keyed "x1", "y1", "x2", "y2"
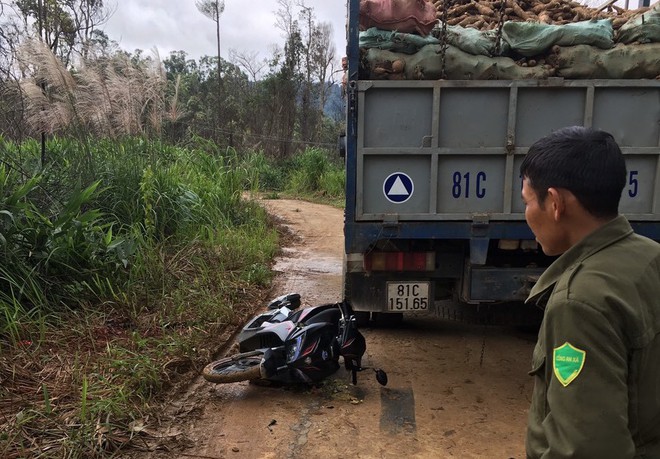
[{"x1": 304, "y1": 308, "x2": 341, "y2": 328}]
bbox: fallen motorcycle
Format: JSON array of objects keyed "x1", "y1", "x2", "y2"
[{"x1": 202, "y1": 293, "x2": 387, "y2": 386}]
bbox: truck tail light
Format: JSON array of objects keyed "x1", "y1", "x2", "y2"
[
  {"x1": 497, "y1": 239, "x2": 539, "y2": 252},
  {"x1": 364, "y1": 252, "x2": 435, "y2": 272}
]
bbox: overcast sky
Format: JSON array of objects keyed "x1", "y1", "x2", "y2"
[{"x1": 103, "y1": 1, "x2": 347, "y2": 66}]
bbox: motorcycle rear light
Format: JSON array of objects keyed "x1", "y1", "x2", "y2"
[
  {"x1": 520, "y1": 240, "x2": 539, "y2": 251},
  {"x1": 364, "y1": 251, "x2": 435, "y2": 272}
]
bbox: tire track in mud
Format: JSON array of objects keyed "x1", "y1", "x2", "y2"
[
  {"x1": 380, "y1": 387, "x2": 417, "y2": 434},
  {"x1": 287, "y1": 401, "x2": 321, "y2": 459}
]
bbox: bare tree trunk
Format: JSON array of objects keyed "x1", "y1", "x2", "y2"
[
  {"x1": 38, "y1": 0, "x2": 47, "y2": 167},
  {"x1": 195, "y1": 0, "x2": 225, "y2": 145},
  {"x1": 215, "y1": 4, "x2": 228, "y2": 146},
  {"x1": 216, "y1": 3, "x2": 222, "y2": 86}
]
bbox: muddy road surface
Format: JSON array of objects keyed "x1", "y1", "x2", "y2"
[{"x1": 143, "y1": 198, "x2": 538, "y2": 459}]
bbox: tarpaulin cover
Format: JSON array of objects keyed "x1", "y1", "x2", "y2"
[
  {"x1": 550, "y1": 43, "x2": 660, "y2": 78},
  {"x1": 617, "y1": 2, "x2": 660, "y2": 44},
  {"x1": 360, "y1": 27, "x2": 440, "y2": 54},
  {"x1": 502, "y1": 19, "x2": 614, "y2": 57},
  {"x1": 365, "y1": 44, "x2": 554, "y2": 80},
  {"x1": 360, "y1": 0, "x2": 438, "y2": 36},
  {"x1": 445, "y1": 25, "x2": 511, "y2": 56}
]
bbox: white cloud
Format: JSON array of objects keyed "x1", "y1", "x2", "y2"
[{"x1": 103, "y1": 0, "x2": 347, "y2": 63}]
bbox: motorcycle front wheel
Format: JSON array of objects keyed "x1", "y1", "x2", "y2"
[{"x1": 203, "y1": 352, "x2": 264, "y2": 384}]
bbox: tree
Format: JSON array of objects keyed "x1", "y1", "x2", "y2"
[
  {"x1": 12, "y1": 0, "x2": 110, "y2": 65},
  {"x1": 270, "y1": 0, "x2": 303, "y2": 158},
  {"x1": 0, "y1": 0, "x2": 342, "y2": 156},
  {"x1": 278, "y1": 1, "x2": 338, "y2": 147},
  {"x1": 311, "y1": 22, "x2": 337, "y2": 117},
  {"x1": 69, "y1": 0, "x2": 113, "y2": 60},
  {"x1": 0, "y1": 0, "x2": 112, "y2": 163},
  {"x1": 229, "y1": 49, "x2": 266, "y2": 82},
  {"x1": 196, "y1": 0, "x2": 231, "y2": 146},
  {"x1": 195, "y1": 0, "x2": 224, "y2": 86}
]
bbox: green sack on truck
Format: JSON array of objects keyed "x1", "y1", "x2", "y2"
[
  {"x1": 445, "y1": 25, "x2": 511, "y2": 57},
  {"x1": 551, "y1": 43, "x2": 660, "y2": 79},
  {"x1": 360, "y1": 27, "x2": 440, "y2": 54},
  {"x1": 365, "y1": 44, "x2": 554, "y2": 80},
  {"x1": 617, "y1": 2, "x2": 660, "y2": 44},
  {"x1": 503, "y1": 19, "x2": 614, "y2": 57}
]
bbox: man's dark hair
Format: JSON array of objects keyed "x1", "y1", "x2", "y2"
[{"x1": 520, "y1": 126, "x2": 626, "y2": 219}]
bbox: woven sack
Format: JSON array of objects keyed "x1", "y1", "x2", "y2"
[{"x1": 360, "y1": 0, "x2": 438, "y2": 36}]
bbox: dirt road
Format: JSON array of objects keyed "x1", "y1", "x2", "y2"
[{"x1": 148, "y1": 199, "x2": 537, "y2": 459}]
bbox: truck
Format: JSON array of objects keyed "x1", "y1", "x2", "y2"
[{"x1": 342, "y1": 0, "x2": 660, "y2": 325}]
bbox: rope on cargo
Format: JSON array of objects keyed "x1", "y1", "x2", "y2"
[
  {"x1": 439, "y1": 0, "x2": 451, "y2": 79},
  {"x1": 494, "y1": 0, "x2": 508, "y2": 56}
]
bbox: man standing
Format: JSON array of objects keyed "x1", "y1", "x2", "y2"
[{"x1": 520, "y1": 126, "x2": 660, "y2": 458}]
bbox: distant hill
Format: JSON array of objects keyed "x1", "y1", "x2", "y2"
[{"x1": 324, "y1": 83, "x2": 344, "y2": 122}]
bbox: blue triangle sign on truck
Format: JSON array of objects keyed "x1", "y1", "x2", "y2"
[{"x1": 383, "y1": 172, "x2": 414, "y2": 204}]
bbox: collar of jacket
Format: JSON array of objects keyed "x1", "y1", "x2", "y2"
[{"x1": 525, "y1": 215, "x2": 634, "y2": 305}]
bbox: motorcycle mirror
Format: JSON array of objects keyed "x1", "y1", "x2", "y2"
[
  {"x1": 267, "y1": 292, "x2": 301, "y2": 310},
  {"x1": 375, "y1": 369, "x2": 388, "y2": 386},
  {"x1": 287, "y1": 293, "x2": 301, "y2": 310}
]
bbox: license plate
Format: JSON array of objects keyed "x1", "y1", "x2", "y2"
[{"x1": 387, "y1": 282, "x2": 430, "y2": 312}]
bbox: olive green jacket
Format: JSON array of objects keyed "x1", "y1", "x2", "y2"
[{"x1": 525, "y1": 216, "x2": 660, "y2": 459}]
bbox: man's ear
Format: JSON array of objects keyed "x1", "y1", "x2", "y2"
[{"x1": 546, "y1": 187, "x2": 565, "y2": 221}]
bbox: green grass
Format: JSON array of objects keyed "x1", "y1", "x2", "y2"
[
  {"x1": 0, "y1": 136, "x2": 279, "y2": 457},
  {"x1": 241, "y1": 147, "x2": 346, "y2": 207},
  {"x1": 0, "y1": 137, "x2": 343, "y2": 457}
]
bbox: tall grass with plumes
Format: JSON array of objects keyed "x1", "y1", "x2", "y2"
[
  {"x1": 0, "y1": 136, "x2": 278, "y2": 457},
  {"x1": 17, "y1": 39, "x2": 178, "y2": 140}
]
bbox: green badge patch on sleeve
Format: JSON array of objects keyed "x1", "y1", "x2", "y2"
[{"x1": 553, "y1": 342, "x2": 586, "y2": 387}]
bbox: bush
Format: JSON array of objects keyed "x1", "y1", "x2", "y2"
[
  {"x1": 285, "y1": 148, "x2": 345, "y2": 197},
  {"x1": 0, "y1": 136, "x2": 276, "y2": 329},
  {"x1": 0, "y1": 136, "x2": 280, "y2": 457},
  {"x1": 320, "y1": 169, "x2": 346, "y2": 198}
]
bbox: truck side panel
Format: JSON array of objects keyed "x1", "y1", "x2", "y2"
[{"x1": 355, "y1": 81, "x2": 660, "y2": 223}]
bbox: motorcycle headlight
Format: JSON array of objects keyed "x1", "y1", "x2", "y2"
[{"x1": 286, "y1": 335, "x2": 304, "y2": 363}]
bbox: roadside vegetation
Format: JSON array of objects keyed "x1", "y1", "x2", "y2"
[
  {"x1": 0, "y1": 137, "x2": 277, "y2": 456},
  {"x1": 246, "y1": 147, "x2": 346, "y2": 207},
  {"x1": 0, "y1": 0, "x2": 346, "y2": 455},
  {"x1": 0, "y1": 136, "x2": 344, "y2": 457}
]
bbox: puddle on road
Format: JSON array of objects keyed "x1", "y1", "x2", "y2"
[
  {"x1": 273, "y1": 252, "x2": 342, "y2": 275},
  {"x1": 380, "y1": 387, "x2": 417, "y2": 434},
  {"x1": 272, "y1": 249, "x2": 343, "y2": 304}
]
